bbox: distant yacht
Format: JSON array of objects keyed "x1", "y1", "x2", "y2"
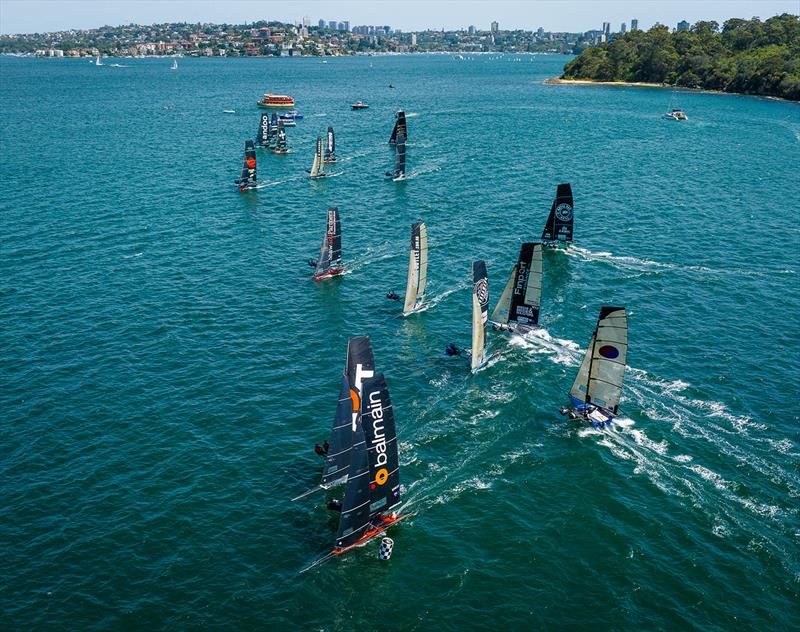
[
  {"x1": 95, "y1": 56, "x2": 103, "y2": 66},
  {"x1": 171, "y1": 58, "x2": 178, "y2": 71},
  {"x1": 664, "y1": 108, "x2": 688, "y2": 121}
]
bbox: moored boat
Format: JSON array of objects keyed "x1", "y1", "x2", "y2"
[{"x1": 664, "y1": 108, "x2": 688, "y2": 121}]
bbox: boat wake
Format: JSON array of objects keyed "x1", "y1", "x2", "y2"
[{"x1": 564, "y1": 245, "x2": 718, "y2": 276}]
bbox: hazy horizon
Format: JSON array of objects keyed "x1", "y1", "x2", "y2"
[{"x1": 1, "y1": 0, "x2": 798, "y2": 35}]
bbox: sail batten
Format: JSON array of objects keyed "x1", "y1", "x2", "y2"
[{"x1": 541, "y1": 183, "x2": 574, "y2": 243}]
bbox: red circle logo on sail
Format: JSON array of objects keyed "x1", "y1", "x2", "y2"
[
  {"x1": 246, "y1": 157, "x2": 256, "y2": 169},
  {"x1": 598, "y1": 345, "x2": 619, "y2": 359}
]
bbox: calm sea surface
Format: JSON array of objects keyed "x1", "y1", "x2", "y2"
[{"x1": 2, "y1": 53, "x2": 799, "y2": 630}]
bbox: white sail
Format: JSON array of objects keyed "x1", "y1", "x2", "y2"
[
  {"x1": 471, "y1": 291, "x2": 485, "y2": 371},
  {"x1": 491, "y1": 265, "x2": 516, "y2": 325},
  {"x1": 569, "y1": 307, "x2": 628, "y2": 413},
  {"x1": 403, "y1": 222, "x2": 427, "y2": 315},
  {"x1": 95, "y1": 56, "x2": 102, "y2": 66},
  {"x1": 310, "y1": 138, "x2": 323, "y2": 177}
]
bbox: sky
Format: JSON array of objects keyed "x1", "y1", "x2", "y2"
[{"x1": 1, "y1": 0, "x2": 798, "y2": 35}]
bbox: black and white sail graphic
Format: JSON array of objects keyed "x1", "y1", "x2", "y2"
[
  {"x1": 569, "y1": 306, "x2": 628, "y2": 413},
  {"x1": 274, "y1": 121, "x2": 287, "y2": 151},
  {"x1": 492, "y1": 243, "x2": 543, "y2": 328},
  {"x1": 309, "y1": 137, "x2": 325, "y2": 178},
  {"x1": 324, "y1": 126, "x2": 336, "y2": 163},
  {"x1": 541, "y1": 183, "x2": 574, "y2": 243},
  {"x1": 235, "y1": 140, "x2": 257, "y2": 189},
  {"x1": 392, "y1": 132, "x2": 407, "y2": 180},
  {"x1": 321, "y1": 375, "x2": 357, "y2": 486},
  {"x1": 403, "y1": 222, "x2": 428, "y2": 315},
  {"x1": 270, "y1": 113, "x2": 278, "y2": 145},
  {"x1": 335, "y1": 373, "x2": 401, "y2": 549},
  {"x1": 345, "y1": 335, "x2": 375, "y2": 412},
  {"x1": 389, "y1": 110, "x2": 407, "y2": 144},
  {"x1": 314, "y1": 207, "x2": 342, "y2": 277},
  {"x1": 256, "y1": 113, "x2": 270, "y2": 147},
  {"x1": 471, "y1": 260, "x2": 489, "y2": 371}
]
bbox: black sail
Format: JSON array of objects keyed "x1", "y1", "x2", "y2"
[
  {"x1": 345, "y1": 335, "x2": 375, "y2": 396},
  {"x1": 541, "y1": 183, "x2": 574, "y2": 243},
  {"x1": 236, "y1": 140, "x2": 257, "y2": 189},
  {"x1": 389, "y1": 110, "x2": 407, "y2": 144},
  {"x1": 275, "y1": 122, "x2": 287, "y2": 150},
  {"x1": 270, "y1": 113, "x2": 278, "y2": 145},
  {"x1": 314, "y1": 207, "x2": 342, "y2": 276},
  {"x1": 321, "y1": 375, "x2": 355, "y2": 486},
  {"x1": 335, "y1": 420, "x2": 371, "y2": 548},
  {"x1": 508, "y1": 242, "x2": 542, "y2": 326},
  {"x1": 393, "y1": 133, "x2": 407, "y2": 179},
  {"x1": 325, "y1": 126, "x2": 336, "y2": 162},
  {"x1": 360, "y1": 374, "x2": 401, "y2": 516},
  {"x1": 256, "y1": 113, "x2": 270, "y2": 147}
]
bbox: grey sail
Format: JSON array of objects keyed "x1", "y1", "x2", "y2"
[
  {"x1": 321, "y1": 375, "x2": 356, "y2": 486},
  {"x1": 569, "y1": 307, "x2": 628, "y2": 413},
  {"x1": 471, "y1": 260, "x2": 489, "y2": 371},
  {"x1": 403, "y1": 222, "x2": 428, "y2": 315},
  {"x1": 389, "y1": 110, "x2": 407, "y2": 144},
  {"x1": 313, "y1": 207, "x2": 342, "y2": 278},
  {"x1": 392, "y1": 132, "x2": 407, "y2": 179},
  {"x1": 492, "y1": 243, "x2": 542, "y2": 329}
]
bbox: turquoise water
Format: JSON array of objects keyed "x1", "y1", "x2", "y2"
[{"x1": 2, "y1": 54, "x2": 799, "y2": 629}]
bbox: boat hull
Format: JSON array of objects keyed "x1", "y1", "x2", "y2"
[{"x1": 313, "y1": 267, "x2": 344, "y2": 281}]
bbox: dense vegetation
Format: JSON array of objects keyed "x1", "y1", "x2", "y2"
[{"x1": 562, "y1": 14, "x2": 800, "y2": 101}]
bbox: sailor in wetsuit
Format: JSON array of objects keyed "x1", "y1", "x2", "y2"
[
  {"x1": 314, "y1": 443, "x2": 329, "y2": 457},
  {"x1": 326, "y1": 499, "x2": 343, "y2": 512},
  {"x1": 444, "y1": 343, "x2": 461, "y2": 357},
  {"x1": 386, "y1": 291, "x2": 401, "y2": 301}
]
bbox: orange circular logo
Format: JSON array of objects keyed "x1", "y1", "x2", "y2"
[
  {"x1": 375, "y1": 468, "x2": 389, "y2": 485},
  {"x1": 246, "y1": 157, "x2": 256, "y2": 169}
]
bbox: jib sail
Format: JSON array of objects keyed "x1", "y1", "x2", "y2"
[
  {"x1": 314, "y1": 207, "x2": 342, "y2": 277},
  {"x1": 389, "y1": 110, "x2": 407, "y2": 144},
  {"x1": 236, "y1": 140, "x2": 257, "y2": 189},
  {"x1": 321, "y1": 375, "x2": 356, "y2": 486},
  {"x1": 392, "y1": 132, "x2": 407, "y2": 179},
  {"x1": 491, "y1": 243, "x2": 542, "y2": 328},
  {"x1": 335, "y1": 373, "x2": 401, "y2": 549},
  {"x1": 403, "y1": 222, "x2": 428, "y2": 315},
  {"x1": 569, "y1": 306, "x2": 628, "y2": 413},
  {"x1": 256, "y1": 113, "x2": 270, "y2": 147},
  {"x1": 471, "y1": 260, "x2": 489, "y2": 371},
  {"x1": 325, "y1": 126, "x2": 336, "y2": 163},
  {"x1": 310, "y1": 137, "x2": 325, "y2": 177},
  {"x1": 541, "y1": 183, "x2": 574, "y2": 243}
]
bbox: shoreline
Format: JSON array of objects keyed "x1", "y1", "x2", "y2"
[{"x1": 544, "y1": 77, "x2": 797, "y2": 103}]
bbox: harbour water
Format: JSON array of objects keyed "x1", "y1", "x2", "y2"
[{"x1": 1, "y1": 54, "x2": 799, "y2": 629}]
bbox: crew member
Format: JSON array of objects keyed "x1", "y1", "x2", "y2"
[
  {"x1": 326, "y1": 499, "x2": 343, "y2": 512},
  {"x1": 314, "y1": 444, "x2": 325, "y2": 457},
  {"x1": 386, "y1": 291, "x2": 401, "y2": 301}
]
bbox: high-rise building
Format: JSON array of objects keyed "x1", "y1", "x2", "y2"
[
  {"x1": 318, "y1": 19, "x2": 325, "y2": 28},
  {"x1": 329, "y1": 20, "x2": 338, "y2": 30},
  {"x1": 468, "y1": 25, "x2": 475, "y2": 35},
  {"x1": 337, "y1": 22, "x2": 345, "y2": 31},
  {"x1": 490, "y1": 21, "x2": 499, "y2": 33},
  {"x1": 620, "y1": 22, "x2": 627, "y2": 33},
  {"x1": 343, "y1": 21, "x2": 350, "y2": 32},
  {"x1": 537, "y1": 27, "x2": 544, "y2": 37},
  {"x1": 602, "y1": 22, "x2": 610, "y2": 34},
  {"x1": 631, "y1": 19, "x2": 639, "y2": 31},
  {"x1": 677, "y1": 20, "x2": 690, "y2": 32}
]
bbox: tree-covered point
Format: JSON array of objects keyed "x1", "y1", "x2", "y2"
[{"x1": 562, "y1": 14, "x2": 800, "y2": 101}]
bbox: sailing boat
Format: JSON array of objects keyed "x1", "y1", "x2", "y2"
[
  {"x1": 402, "y1": 222, "x2": 428, "y2": 315},
  {"x1": 389, "y1": 110, "x2": 407, "y2": 144},
  {"x1": 302, "y1": 370, "x2": 407, "y2": 572},
  {"x1": 560, "y1": 306, "x2": 628, "y2": 428},
  {"x1": 387, "y1": 132, "x2": 407, "y2": 181},
  {"x1": 170, "y1": 58, "x2": 178, "y2": 71},
  {"x1": 312, "y1": 207, "x2": 344, "y2": 280},
  {"x1": 491, "y1": 242, "x2": 543, "y2": 332},
  {"x1": 324, "y1": 126, "x2": 337, "y2": 164},
  {"x1": 541, "y1": 183, "x2": 574, "y2": 247},
  {"x1": 471, "y1": 260, "x2": 489, "y2": 372},
  {"x1": 270, "y1": 113, "x2": 278, "y2": 145},
  {"x1": 664, "y1": 90, "x2": 687, "y2": 120},
  {"x1": 95, "y1": 55, "x2": 103, "y2": 66},
  {"x1": 234, "y1": 140, "x2": 258, "y2": 191},
  {"x1": 308, "y1": 137, "x2": 327, "y2": 179},
  {"x1": 272, "y1": 121, "x2": 289, "y2": 154},
  {"x1": 255, "y1": 113, "x2": 270, "y2": 148},
  {"x1": 291, "y1": 336, "x2": 375, "y2": 501}
]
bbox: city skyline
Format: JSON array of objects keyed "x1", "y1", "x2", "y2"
[{"x1": 1, "y1": 0, "x2": 798, "y2": 35}]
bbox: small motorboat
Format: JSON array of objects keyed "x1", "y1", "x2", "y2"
[
  {"x1": 351, "y1": 101, "x2": 369, "y2": 110},
  {"x1": 278, "y1": 111, "x2": 303, "y2": 126}
]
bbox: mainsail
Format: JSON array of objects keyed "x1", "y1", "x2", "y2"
[
  {"x1": 256, "y1": 113, "x2": 270, "y2": 147},
  {"x1": 541, "y1": 183, "x2": 574, "y2": 243},
  {"x1": 392, "y1": 132, "x2": 407, "y2": 180},
  {"x1": 471, "y1": 260, "x2": 489, "y2": 371},
  {"x1": 402, "y1": 222, "x2": 428, "y2": 315},
  {"x1": 270, "y1": 113, "x2": 278, "y2": 144},
  {"x1": 491, "y1": 243, "x2": 543, "y2": 329},
  {"x1": 321, "y1": 375, "x2": 356, "y2": 487},
  {"x1": 324, "y1": 126, "x2": 337, "y2": 163},
  {"x1": 569, "y1": 306, "x2": 628, "y2": 413},
  {"x1": 236, "y1": 140, "x2": 257, "y2": 190},
  {"x1": 314, "y1": 207, "x2": 342, "y2": 279},
  {"x1": 335, "y1": 373, "x2": 401, "y2": 549},
  {"x1": 389, "y1": 110, "x2": 407, "y2": 144},
  {"x1": 309, "y1": 137, "x2": 325, "y2": 178},
  {"x1": 274, "y1": 121, "x2": 288, "y2": 152}
]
